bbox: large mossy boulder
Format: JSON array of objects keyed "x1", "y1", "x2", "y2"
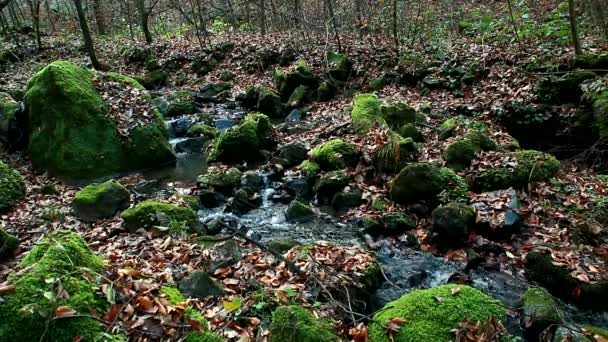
[
  {"x1": 310, "y1": 139, "x2": 357, "y2": 171},
  {"x1": 525, "y1": 249, "x2": 608, "y2": 311},
  {"x1": 369, "y1": 284, "x2": 506, "y2": 342},
  {"x1": 166, "y1": 90, "x2": 195, "y2": 117},
  {"x1": 521, "y1": 288, "x2": 561, "y2": 339},
  {"x1": 25, "y1": 61, "x2": 175, "y2": 179},
  {"x1": 352, "y1": 93, "x2": 384, "y2": 134},
  {"x1": 380, "y1": 103, "x2": 420, "y2": 130},
  {"x1": 269, "y1": 305, "x2": 338, "y2": 342},
  {"x1": 285, "y1": 199, "x2": 315, "y2": 223},
  {"x1": 0, "y1": 227, "x2": 18, "y2": 259},
  {"x1": 373, "y1": 131, "x2": 419, "y2": 173},
  {"x1": 443, "y1": 138, "x2": 480, "y2": 171},
  {"x1": 474, "y1": 150, "x2": 560, "y2": 192},
  {"x1": 72, "y1": 180, "x2": 130, "y2": 222},
  {"x1": 431, "y1": 202, "x2": 475, "y2": 247},
  {"x1": 0, "y1": 230, "x2": 106, "y2": 342},
  {"x1": 390, "y1": 163, "x2": 444, "y2": 204},
  {"x1": 210, "y1": 113, "x2": 273, "y2": 163},
  {"x1": 0, "y1": 92, "x2": 18, "y2": 144},
  {"x1": 0, "y1": 160, "x2": 25, "y2": 213},
  {"x1": 121, "y1": 200, "x2": 198, "y2": 233},
  {"x1": 273, "y1": 59, "x2": 319, "y2": 101},
  {"x1": 196, "y1": 167, "x2": 242, "y2": 195}
]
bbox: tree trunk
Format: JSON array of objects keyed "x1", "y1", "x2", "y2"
[
  {"x1": 44, "y1": 0, "x2": 55, "y2": 34},
  {"x1": 260, "y1": 0, "x2": 266, "y2": 35},
  {"x1": 392, "y1": 0, "x2": 398, "y2": 47},
  {"x1": 92, "y1": 0, "x2": 106, "y2": 35},
  {"x1": 26, "y1": 0, "x2": 42, "y2": 50},
  {"x1": 568, "y1": 0, "x2": 582, "y2": 56},
  {"x1": 73, "y1": 0, "x2": 104, "y2": 70},
  {"x1": 136, "y1": 0, "x2": 153, "y2": 44},
  {"x1": 324, "y1": 0, "x2": 341, "y2": 52},
  {"x1": 0, "y1": 0, "x2": 11, "y2": 12}
]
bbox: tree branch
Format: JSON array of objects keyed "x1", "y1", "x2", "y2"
[{"x1": 0, "y1": 0, "x2": 12, "y2": 12}]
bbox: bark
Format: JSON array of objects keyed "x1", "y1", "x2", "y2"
[
  {"x1": 92, "y1": 0, "x2": 107, "y2": 35},
  {"x1": 73, "y1": 0, "x2": 104, "y2": 70},
  {"x1": 392, "y1": 0, "x2": 398, "y2": 47},
  {"x1": 568, "y1": 0, "x2": 583, "y2": 55},
  {"x1": 26, "y1": 0, "x2": 42, "y2": 50},
  {"x1": 44, "y1": 0, "x2": 55, "y2": 34},
  {"x1": 260, "y1": 0, "x2": 266, "y2": 35},
  {"x1": 0, "y1": 0, "x2": 11, "y2": 12},
  {"x1": 136, "y1": 0, "x2": 153, "y2": 44}
]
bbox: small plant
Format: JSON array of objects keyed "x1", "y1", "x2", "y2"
[
  {"x1": 238, "y1": 22, "x2": 256, "y2": 32},
  {"x1": 210, "y1": 17, "x2": 230, "y2": 33}
]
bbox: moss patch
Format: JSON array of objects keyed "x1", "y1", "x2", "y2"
[
  {"x1": 300, "y1": 160, "x2": 321, "y2": 179},
  {"x1": 269, "y1": 305, "x2": 338, "y2": 342},
  {"x1": 369, "y1": 284, "x2": 506, "y2": 342},
  {"x1": 210, "y1": 113, "x2": 273, "y2": 163},
  {"x1": 390, "y1": 163, "x2": 444, "y2": 204},
  {"x1": 73, "y1": 179, "x2": 130, "y2": 222},
  {"x1": 0, "y1": 161, "x2": 26, "y2": 213},
  {"x1": 352, "y1": 93, "x2": 384, "y2": 134},
  {"x1": 0, "y1": 230, "x2": 106, "y2": 342},
  {"x1": 310, "y1": 139, "x2": 357, "y2": 171},
  {"x1": 444, "y1": 138, "x2": 480, "y2": 171},
  {"x1": 121, "y1": 200, "x2": 198, "y2": 232}
]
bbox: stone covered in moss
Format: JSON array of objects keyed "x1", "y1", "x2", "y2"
[
  {"x1": 474, "y1": 150, "x2": 560, "y2": 192},
  {"x1": 25, "y1": 61, "x2": 175, "y2": 179},
  {"x1": 0, "y1": 230, "x2": 105, "y2": 342},
  {"x1": 380, "y1": 103, "x2": 419, "y2": 130},
  {"x1": 73, "y1": 179, "x2": 130, "y2": 222},
  {"x1": 352, "y1": 93, "x2": 384, "y2": 134},
  {"x1": 185, "y1": 331, "x2": 223, "y2": 342},
  {"x1": 464, "y1": 129, "x2": 497, "y2": 151},
  {"x1": 313, "y1": 171, "x2": 351, "y2": 202},
  {"x1": 210, "y1": 113, "x2": 273, "y2": 163},
  {"x1": 0, "y1": 160, "x2": 25, "y2": 213},
  {"x1": 369, "y1": 284, "x2": 506, "y2": 342},
  {"x1": 300, "y1": 160, "x2": 321, "y2": 179},
  {"x1": 273, "y1": 59, "x2": 319, "y2": 101},
  {"x1": 398, "y1": 123, "x2": 424, "y2": 142},
  {"x1": 521, "y1": 288, "x2": 561, "y2": 339},
  {"x1": 390, "y1": 163, "x2": 444, "y2": 204},
  {"x1": 327, "y1": 52, "x2": 353, "y2": 81},
  {"x1": 431, "y1": 202, "x2": 475, "y2": 247},
  {"x1": 592, "y1": 90, "x2": 608, "y2": 140},
  {"x1": 317, "y1": 81, "x2": 337, "y2": 102},
  {"x1": 438, "y1": 117, "x2": 460, "y2": 140},
  {"x1": 257, "y1": 86, "x2": 284, "y2": 118},
  {"x1": 166, "y1": 90, "x2": 195, "y2": 117},
  {"x1": 536, "y1": 71, "x2": 596, "y2": 104},
  {"x1": 363, "y1": 213, "x2": 417, "y2": 237},
  {"x1": 197, "y1": 167, "x2": 242, "y2": 195},
  {"x1": 0, "y1": 92, "x2": 18, "y2": 133},
  {"x1": 369, "y1": 76, "x2": 386, "y2": 91},
  {"x1": 269, "y1": 305, "x2": 338, "y2": 342},
  {"x1": 187, "y1": 124, "x2": 217, "y2": 139},
  {"x1": 121, "y1": 200, "x2": 198, "y2": 233},
  {"x1": 0, "y1": 227, "x2": 18, "y2": 259},
  {"x1": 287, "y1": 85, "x2": 310, "y2": 108},
  {"x1": 310, "y1": 139, "x2": 357, "y2": 171},
  {"x1": 373, "y1": 131, "x2": 419, "y2": 173},
  {"x1": 438, "y1": 167, "x2": 469, "y2": 204},
  {"x1": 524, "y1": 249, "x2": 608, "y2": 311},
  {"x1": 285, "y1": 199, "x2": 315, "y2": 223},
  {"x1": 444, "y1": 138, "x2": 480, "y2": 171}
]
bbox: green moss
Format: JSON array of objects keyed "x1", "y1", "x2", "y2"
[
  {"x1": 105, "y1": 71, "x2": 145, "y2": 90},
  {"x1": 438, "y1": 167, "x2": 469, "y2": 204},
  {"x1": 257, "y1": 87, "x2": 283, "y2": 118},
  {"x1": 167, "y1": 90, "x2": 195, "y2": 117},
  {"x1": 269, "y1": 305, "x2": 338, "y2": 342},
  {"x1": 197, "y1": 167, "x2": 242, "y2": 193},
  {"x1": 443, "y1": 138, "x2": 480, "y2": 171},
  {"x1": 285, "y1": 200, "x2": 315, "y2": 223},
  {"x1": 441, "y1": 118, "x2": 459, "y2": 131},
  {"x1": 210, "y1": 113, "x2": 272, "y2": 163},
  {"x1": 121, "y1": 200, "x2": 198, "y2": 232},
  {"x1": 74, "y1": 180, "x2": 127, "y2": 205},
  {"x1": 381, "y1": 103, "x2": 418, "y2": 129},
  {"x1": 398, "y1": 123, "x2": 424, "y2": 142},
  {"x1": 300, "y1": 160, "x2": 321, "y2": 178},
  {"x1": 0, "y1": 227, "x2": 18, "y2": 259},
  {"x1": 371, "y1": 197, "x2": 387, "y2": 210},
  {"x1": 390, "y1": 163, "x2": 444, "y2": 204},
  {"x1": 161, "y1": 286, "x2": 185, "y2": 304},
  {"x1": 0, "y1": 230, "x2": 105, "y2": 342},
  {"x1": 24, "y1": 61, "x2": 174, "y2": 179},
  {"x1": 474, "y1": 168, "x2": 513, "y2": 193},
  {"x1": 369, "y1": 76, "x2": 386, "y2": 91},
  {"x1": 274, "y1": 60, "x2": 318, "y2": 101},
  {"x1": 185, "y1": 331, "x2": 223, "y2": 342},
  {"x1": 269, "y1": 239, "x2": 299, "y2": 253},
  {"x1": 465, "y1": 129, "x2": 497, "y2": 151},
  {"x1": 313, "y1": 171, "x2": 351, "y2": 198},
  {"x1": 327, "y1": 52, "x2": 352, "y2": 81},
  {"x1": 352, "y1": 93, "x2": 384, "y2": 134},
  {"x1": 373, "y1": 131, "x2": 418, "y2": 173},
  {"x1": 521, "y1": 288, "x2": 561, "y2": 323},
  {"x1": 310, "y1": 139, "x2": 357, "y2": 171},
  {"x1": 0, "y1": 92, "x2": 18, "y2": 121},
  {"x1": 369, "y1": 284, "x2": 506, "y2": 342},
  {"x1": 512, "y1": 150, "x2": 560, "y2": 185},
  {"x1": 0, "y1": 161, "x2": 26, "y2": 213},
  {"x1": 187, "y1": 124, "x2": 217, "y2": 138},
  {"x1": 73, "y1": 179, "x2": 130, "y2": 222},
  {"x1": 317, "y1": 82, "x2": 337, "y2": 101},
  {"x1": 287, "y1": 85, "x2": 309, "y2": 108}
]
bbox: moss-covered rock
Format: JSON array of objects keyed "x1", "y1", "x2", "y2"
[
  {"x1": 285, "y1": 199, "x2": 315, "y2": 223},
  {"x1": 141, "y1": 69, "x2": 168, "y2": 89},
  {"x1": 369, "y1": 284, "x2": 506, "y2": 342},
  {"x1": 443, "y1": 138, "x2": 480, "y2": 171},
  {"x1": 317, "y1": 81, "x2": 337, "y2": 102},
  {"x1": 474, "y1": 150, "x2": 560, "y2": 192},
  {"x1": 592, "y1": 91, "x2": 608, "y2": 140},
  {"x1": 0, "y1": 227, "x2": 18, "y2": 259},
  {"x1": 210, "y1": 113, "x2": 273, "y2": 163},
  {"x1": 257, "y1": 87, "x2": 284, "y2": 118},
  {"x1": 574, "y1": 54, "x2": 608, "y2": 69},
  {"x1": 438, "y1": 167, "x2": 469, "y2": 204},
  {"x1": 536, "y1": 71, "x2": 596, "y2": 104},
  {"x1": 521, "y1": 288, "x2": 561, "y2": 339},
  {"x1": 121, "y1": 200, "x2": 198, "y2": 233},
  {"x1": 73, "y1": 179, "x2": 130, "y2": 222},
  {"x1": 438, "y1": 117, "x2": 460, "y2": 140},
  {"x1": 185, "y1": 331, "x2": 224, "y2": 342},
  {"x1": 331, "y1": 189, "x2": 363, "y2": 211},
  {"x1": 274, "y1": 59, "x2": 319, "y2": 101},
  {"x1": 310, "y1": 139, "x2": 357, "y2": 171},
  {"x1": 0, "y1": 230, "x2": 106, "y2": 342},
  {"x1": 25, "y1": 61, "x2": 175, "y2": 179},
  {"x1": 390, "y1": 163, "x2": 444, "y2": 204},
  {"x1": 187, "y1": 124, "x2": 217, "y2": 139},
  {"x1": 269, "y1": 305, "x2": 338, "y2": 342},
  {"x1": 525, "y1": 249, "x2": 608, "y2": 311},
  {"x1": 197, "y1": 167, "x2": 242, "y2": 195},
  {"x1": 398, "y1": 53, "x2": 433, "y2": 86},
  {"x1": 327, "y1": 52, "x2": 352, "y2": 81},
  {"x1": 363, "y1": 213, "x2": 417, "y2": 237},
  {"x1": 287, "y1": 85, "x2": 310, "y2": 108},
  {"x1": 380, "y1": 103, "x2": 420, "y2": 130},
  {"x1": 192, "y1": 58, "x2": 219, "y2": 76},
  {"x1": 431, "y1": 202, "x2": 475, "y2": 247},
  {"x1": 373, "y1": 131, "x2": 419, "y2": 173},
  {"x1": 0, "y1": 161, "x2": 25, "y2": 213},
  {"x1": 398, "y1": 123, "x2": 424, "y2": 142},
  {"x1": 166, "y1": 90, "x2": 195, "y2": 117},
  {"x1": 352, "y1": 93, "x2": 384, "y2": 134},
  {"x1": 0, "y1": 92, "x2": 18, "y2": 139},
  {"x1": 368, "y1": 76, "x2": 386, "y2": 91},
  {"x1": 464, "y1": 129, "x2": 497, "y2": 151},
  {"x1": 300, "y1": 160, "x2": 321, "y2": 179},
  {"x1": 313, "y1": 171, "x2": 351, "y2": 202}
]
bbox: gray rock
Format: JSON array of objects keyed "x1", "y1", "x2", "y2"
[
  {"x1": 431, "y1": 202, "x2": 475, "y2": 247},
  {"x1": 331, "y1": 189, "x2": 363, "y2": 211},
  {"x1": 278, "y1": 141, "x2": 308, "y2": 167},
  {"x1": 179, "y1": 270, "x2": 224, "y2": 299},
  {"x1": 285, "y1": 199, "x2": 315, "y2": 223},
  {"x1": 72, "y1": 180, "x2": 130, "y2": 223},
  {"x1": 174, "y1": 137, "x2": 204, "y2": 153}
]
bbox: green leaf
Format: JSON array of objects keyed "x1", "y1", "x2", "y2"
[{"x1": 223, "y1": 297, "x2": 242, "y2": 312}]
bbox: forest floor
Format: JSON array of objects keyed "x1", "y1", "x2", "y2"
[{"x1": 1, "y1": 31, "x2": 608, "y2": 341}]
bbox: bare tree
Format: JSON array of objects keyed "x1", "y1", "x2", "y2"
[
  {"x1": 568, "y1": 0, "x2": 583, "y2": 55},
  {"x1": 260, "y1": 0, "x2": 266, "y2": 35},
  {"x1": 73, "y1": 0, "x2": 104, "y2": 70},
  {"x1": 136, "y1": 0, "x2": 160, "y2": 44},
  {"x1": 25, "y1": 0, "x2": 42, "y2": 50},
  {"x1": 0, "y1": 0, "x2": 11, "y2": 12},
  {"x1": 92, "y1": 0, "x2": 107, "y2": 35}
]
